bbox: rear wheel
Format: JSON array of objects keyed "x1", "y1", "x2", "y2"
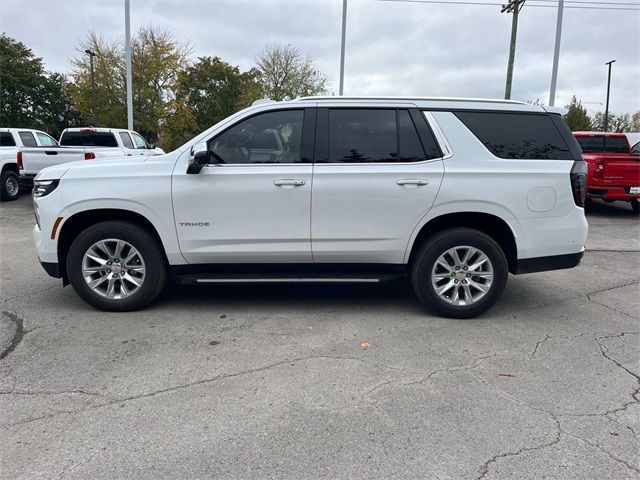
[
  {"x1": 631, "y1": 199, "x2": 639, "y2": 215},
  {"x1": 1, "y1": 170, "x2": 21, "y2": 201},
  {"x1": 411, "y1": 228, "x2": 508, "y2": 319},
  {"x1": 67, "y1": 221, "x2": 167, "y2": 311}
]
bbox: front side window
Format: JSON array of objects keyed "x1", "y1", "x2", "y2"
[
  {"x1": 0, "y1": 132, "x2": 16, "y2": 147},
  {"x1": 209, "y1": 109, "x2": 304, "y2": 164},
  {"x1": 18, "y1": 131, "x2": 37, "y2": 147},
  {"x1": 119, "y1": 132, "x2": 135, "y2": 149},
  {"x1": 131, "y1": 132, "x2": 148, "y2": 149},
  {"x1": 36, "y1": 132, "x2": 58, "y2": 146},
  {"x1": 455, "y1": 112, "x2": 573, "y2": 160}
]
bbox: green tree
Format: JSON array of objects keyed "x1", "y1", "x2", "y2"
[
  {"x1": 591, "y1": 112, "x2": 631, "y2": 133},
  {"x1": 254, "y1": 43, "x2": 327, "y2": 101},
  {"x1": 0, "y1": 34, "x2": 80, "y2": 136},
  {"x1": 563, "y1": 96, "x2": 592, "y2": 131},
  {"x1": 630, "y1": 111, "x2": 640, "y2": 131}
]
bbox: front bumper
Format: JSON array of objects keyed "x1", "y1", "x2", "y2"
[{"x1": 514, "y1": 249, "x2": 585, "y2": 275}]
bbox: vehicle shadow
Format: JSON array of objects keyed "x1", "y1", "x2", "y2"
[{"x1": 585, "y1": 198, "x2": 638, "y2": 218}]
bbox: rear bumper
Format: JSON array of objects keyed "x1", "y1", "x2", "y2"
[
  {"x1": 587, "y1": 186, "x2": 640, "y2": 201},
  {"x1": 515, "y1": 250, "x2": 584, "y2": 275},
  {"x1": 19, "y1": 174, "x2": 35, "y2": 188}
]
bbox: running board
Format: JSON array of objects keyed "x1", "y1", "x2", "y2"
[{"x1": 174, "y1": 273, "x2": 404, "y2": 285}]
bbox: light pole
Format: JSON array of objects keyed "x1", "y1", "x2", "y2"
[
  {"x1": 603, "y1": 60, "x2": 616, "y2": 132},
  {"x1": 84, "y1": 49, "x2": 98, "y2": 126},
  {"x1": 339, "y1": 0, "x2": 347, "y2": 95},
  {"x1": 548, "y1": 0, "x2": 564, "y2": 106}
]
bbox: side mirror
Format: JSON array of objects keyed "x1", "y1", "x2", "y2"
[{"x1": 187, "y1": 142, "x2": 210, "y2": 174}]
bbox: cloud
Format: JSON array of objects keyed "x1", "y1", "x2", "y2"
[{"x1": 1, "y1": 0, "x2": 638, "y2": 113}]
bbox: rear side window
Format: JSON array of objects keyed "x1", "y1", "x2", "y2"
[
  {"x1": 0, "y1": 132, "x2": 16, "y2": 147},
  {"x1": 455, "y1": 112, "x2": 573, "y2": 160},
  {"x1": 60, "y1": 131, "x2": 118, "y2": 147},
  {"x1": 36, "y1": 132, "x2": 58, "y2": 146},
  {"x1": 18, "y1": 131, "x2": 37, "y2": 147},
  {"x1": 119, "y1": 132, "x2": 134, "y2": 149},
  {"x1": 322, "y1": 109, "x2": 440, "y2": 163},
  {"x1": 575, "y1": 136, "x2": 629, "y2": 154}
]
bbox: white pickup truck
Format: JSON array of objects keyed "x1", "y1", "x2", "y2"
[
  {"x1": 1, "y1": 128, "x2": 60, "y2": 201},
  {"x1": 16, "y1": 127, "x2": 164, "y2": 197}
]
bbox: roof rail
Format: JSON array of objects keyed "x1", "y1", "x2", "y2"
[{"x1": 294, "y1": 95, "x2": 529, "y2": 105}]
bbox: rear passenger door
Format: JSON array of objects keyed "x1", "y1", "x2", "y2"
[{"x1": 311, "y1": 107, "x2": 445, "y2": 263}]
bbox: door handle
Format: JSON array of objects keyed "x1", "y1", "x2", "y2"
[
  {"x1": 396, "y1": 179, "x2": 429, "y2": 186},
  {"x1": 274, "y1": 179, "x2": 306, "y2": 187}
]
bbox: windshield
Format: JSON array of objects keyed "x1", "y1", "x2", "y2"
[
  {"x1": 60, "y1": 131, "x2": 118, "y2": 147},
  {"x1": 575, "y1": 136, "x2": 629, "y2": 154}
]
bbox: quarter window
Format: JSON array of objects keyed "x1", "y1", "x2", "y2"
[
  {"x1": 0, "y1": 132, "x2": 15, "y2": 147},
  {"x1": 455, "y1": 112, "x2": 573, "y2": 160},
  {"x1": 119, "y1": 132, "x2": 135, "y2": 149},
  {"x1": 209, "y1": 109, "x2": 304, "y2": 164},
  {"x1": 18, "y1": 131, "x2": 37, "y2": 147}
]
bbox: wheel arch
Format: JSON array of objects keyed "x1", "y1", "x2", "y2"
[
  {"x1": 57, "y1": 209, "x2": 170, "y2": 283},
  {"x1": 406, "y1": 212, "x2": 518, "y2": 273},
  {"x1": 1, "y1": 162, "x2": 19, "y2": 174}
]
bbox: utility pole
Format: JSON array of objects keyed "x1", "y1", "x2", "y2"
[
  {"x1": 125, "y1": 0, "x2": 133, "y2": 130},
  {"x1": 502, "y1": 0, "x2": 525, "y2": 100},
  {"x1": 84, "y1": 49, "x2": 98, "y2": 126},
  {"x1": 603, "y1": 59, "x2": 616, "y2": 132},
  {"x1": 548, "y1": 0, "x2": 564, "y2": 106},
  {"x1": 339, "y1": 0, "x2": 347, "y2": 95}
]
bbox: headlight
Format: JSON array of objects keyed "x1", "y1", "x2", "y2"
[{"x1": 32, "y1": 179, "x2": 59, "y2": 198}]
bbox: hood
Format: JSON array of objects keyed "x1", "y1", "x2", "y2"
[{"x1": 35, "y1": 155, "x2": 155, "y2": 181}]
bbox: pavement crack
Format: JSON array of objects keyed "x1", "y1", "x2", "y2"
[
  {"x1": 586, "y1": 281, "x2": 640, "y2": 321},
  {"x1": 0, "y1": 311, "x2": 25, "y2": 360},
  {"x1": 561, "y1": 429, "x2": 640, "y2": 474},
  {"x1": 530, "y1": 335, "x2": 552, "y2": 357}
]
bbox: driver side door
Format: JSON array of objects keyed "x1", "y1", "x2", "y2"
[{"x1": 172, "y1": 108, "x2": 315, "y2": 264}]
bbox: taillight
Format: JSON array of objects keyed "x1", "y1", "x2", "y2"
[
  {"x1": 84, "y1": 152, "x2": 95, "y2": 160},
  {"x1": 570, "y1": 160, "x2": 587, "y2": 207},
  {"x1": 17, "y1": 151, "x2": 23, "y2": 170}
]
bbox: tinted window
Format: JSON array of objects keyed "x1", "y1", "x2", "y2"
[
  {"x1": 575, "y1": 136, "x2": 629, "y2": 154},
  {"x1": 19, "y1": 131, "x2": 37, "y2": 147},
  {"x1": 210, "y1": 109, "x2": 304, "y2": 164},
  {"x1": 119, "y1": 132, "x2": 134, "y2": 149},
  {"x1": 36, "y1": 132, "x2": 57, "y2": 146},
  {"x1": 60, "y1": 131, "x2": 118, "y2": 147},
  {"x1": 0, "y1": 132, "x2": 15, "y2": 147},
  {"x1": 329, "y1": 109, "x2": 397, "y2": 163},
  {"x1": 131, "y1": 132, "x2": 148, "y2": 149},
  {"x1": 455, "y1": 112, "x2": 573, "y2": 160},
  {"x1": 398, "y1": 110, "x2": 427, "y2": 162}
]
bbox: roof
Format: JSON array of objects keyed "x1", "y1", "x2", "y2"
[{"x1": 573, "y1": 131, "x2": 627, "y2": 137}]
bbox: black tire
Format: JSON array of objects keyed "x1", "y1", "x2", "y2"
[
  {"x1": 67, "y1": 221, "x2": 167, "y2": 311},
  {"x1": 1, "y1": 170, "x2": 21, "y2": 201},
  {"x1": 631, "y1": 199, "x2": 640, "y2": 216},
  {"x1": 411, "y1": 228, "x2": 508, "y2": 319}
]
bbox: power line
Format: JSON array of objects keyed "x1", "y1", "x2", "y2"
[{"x1": 370, "y1": 0, "x2": 640, "y2": 10}]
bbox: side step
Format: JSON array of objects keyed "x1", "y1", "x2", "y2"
[{"x1": 174, "y1": 273, "x2": 404, "y2": 285}]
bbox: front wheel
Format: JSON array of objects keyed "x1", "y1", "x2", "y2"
[
  {"x1": 67, "y1": 221, "x2": 167, "y2": 311},
  {"x1": 1, "y1": 170, "x2": 21, "y2": 201},
  {"x1": 411, "y1": 228, "x2": 508, "y2": 319}
]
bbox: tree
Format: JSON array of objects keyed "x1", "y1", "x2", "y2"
[
  {"x1": 563, "y1": 96, "x2": 592, "y2": 131},
  {"x1": 591, "y1": 112, "x2": 632, "y2": 133},
  {"x1": 254, "y1": 43, "x2": 327, "y2": 101},
  {"x1": 71, "y1": 27, "x2": 191, "y2": 145},
  {"x1": 630, "y1": 111, "x2": 640, "y2": 131},
  {"x1": 0, "y1": 34, "x2": 80, "y2": 136},
  {"x1": 165, "y1": 56, "x2": 261, "y2": 149}
]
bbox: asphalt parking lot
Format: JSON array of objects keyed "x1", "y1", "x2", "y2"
[{"x1": 0, "y1": 196, "x2": 638, "y2": 479}]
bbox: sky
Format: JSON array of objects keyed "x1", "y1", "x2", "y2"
[{"x1": 1, "y1": 0, "x2": 639, "y2": 115}]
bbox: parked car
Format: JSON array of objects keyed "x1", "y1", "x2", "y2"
[
  {"x1": 32, "y1": 97, "x2": 588, "y2": 318},
  {"x1": 625, "y1": 132, "x2": 640, "y2": 155},
  {"x1": 573, "y1": 131, "x2": 640, "y2": 214},
  {"x1": 18, "y1": 127, "x2": 164, "y2": 189},
  {"x1": 0, "y1": 128, "x2": 60, "y2": 201}
]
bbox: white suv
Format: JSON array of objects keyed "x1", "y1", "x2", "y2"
[{"x1": 32, "y1": 97, "x2": 588, "y2": 318}]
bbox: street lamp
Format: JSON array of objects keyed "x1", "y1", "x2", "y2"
[
  {"x1": 85, "y1": 49, "x2": 98, "y2": 126},
  {"x1": 603, "y1": 59, "x2": 616, "y2": 132}
]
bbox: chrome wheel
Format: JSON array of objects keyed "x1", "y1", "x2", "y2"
[
  {"x1": 81, "y1": 238, "x2": 146, "y2": 299},
  {"x1": 5, "y1": 175, "x2": 19, "y2": 197},
  {"x1": 431, "y1": 245, "x2": 494, "y2": 306}
]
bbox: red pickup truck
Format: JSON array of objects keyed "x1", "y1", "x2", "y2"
[{"x1": 573, "y1": 132, "x2": 640, "y2": 215}]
